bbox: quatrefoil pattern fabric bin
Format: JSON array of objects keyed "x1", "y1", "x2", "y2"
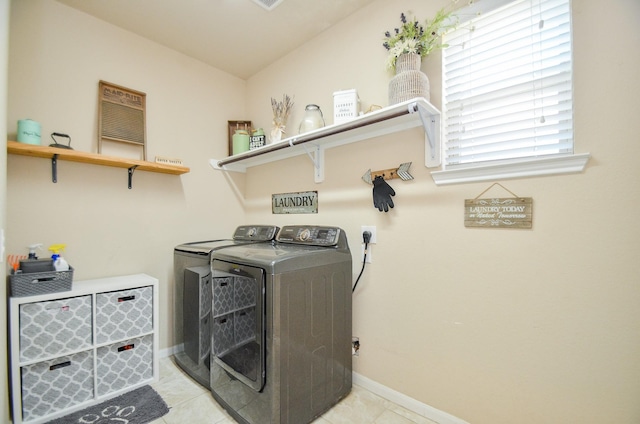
[
  {"x1": 212, "y1": 276, "x2": 257, "y2": 355},
  {"x1": 19, "y1": 295, "x2": 92, "y2": 362},
  {"x1": 200, "y1": 274, "x2": 212, "y2": 317},
  {"x1": 198, "y1": 274, "x2": 212, "y2": 362},
  {"x1": 96, "y1": 334, "x2": 153, "y2": 395},
  {"x1": 95, "y1": 286, "x2": 153, "y2": 344},
  {"x1": 21, "y1": 350, "x2": 94, "y2": 421}
]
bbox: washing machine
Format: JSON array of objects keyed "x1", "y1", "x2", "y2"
[
  {"x1": 173, "y1": 225, "x2": 279, "y2": 388},
  {"x1": 209, "y1": 225, "x2": 352, "y2": 424}
]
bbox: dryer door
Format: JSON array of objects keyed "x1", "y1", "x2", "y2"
[{"x1": 211, "y1": 260, "x2": 265, "y2": 392}]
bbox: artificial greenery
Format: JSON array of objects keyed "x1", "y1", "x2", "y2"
[{"x1": 383, "y1": 4, "x2": 458, "y2": 70}]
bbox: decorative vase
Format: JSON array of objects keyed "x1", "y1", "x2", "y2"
[
  {"x1": 388, "y1": 53, "x2": 430, "y2": 105},
  {"x1": 270, "y1": 124, "x2": 285, "y2": 144}
]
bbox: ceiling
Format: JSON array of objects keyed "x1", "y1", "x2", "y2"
[{"x1": 55, "y1": 0, "x2": 377, "y2": 80}]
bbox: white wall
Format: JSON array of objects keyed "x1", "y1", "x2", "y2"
[
  {"x1": 1, "y1": 0, "x2": 10, "y2": 421},
  {"x1": 244, "y1": 0, "x2": 640, "y2": 423},
  {"x1": 6, "y1": 0, "x2": 248, "y2": 368}
]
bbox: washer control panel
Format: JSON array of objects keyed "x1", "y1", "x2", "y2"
[
  {"x1": 233, "y1": 225, "x2": 279, "y2": 241},
  {"x1": 277, "y1": 226, "x2": 341, "y2": 246}
]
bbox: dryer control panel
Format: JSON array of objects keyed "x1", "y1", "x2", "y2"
[
  {"x1": 233, "y1": 225, "x2": 279, "y2": 241},
  {"x1": 276, "y1": 226, "x2": 342, "y2": 247}
]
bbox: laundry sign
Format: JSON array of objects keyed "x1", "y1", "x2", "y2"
[
  {"x1": 465, "y1": 197, "x2": 533, "y2": 228},
  {"x1": 272, "y1": 191, "x2": 318, "y2": 214}
]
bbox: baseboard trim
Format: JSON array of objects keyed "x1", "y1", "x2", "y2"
[
  {"x1": 352, "y1": 372, "x2": 469, "y2": 424},
  {"x1": 159, "y1": 344, "x2": 182, "y2": 359}
]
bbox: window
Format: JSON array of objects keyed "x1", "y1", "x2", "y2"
[{"x1": 431, "y1": 0, "x2": 589, "y2": 185}]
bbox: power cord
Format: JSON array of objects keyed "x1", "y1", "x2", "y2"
[{"x1": 352, "y1": 231, "x2": 371, "y2": 292}]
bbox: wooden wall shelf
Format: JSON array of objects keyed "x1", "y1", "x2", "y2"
[{"x1": 7, "y1": 141, "x2": 189, "y2": 188}]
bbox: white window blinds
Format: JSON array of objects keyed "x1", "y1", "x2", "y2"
[{"x1": 442, "y1": 0, "x2": 573, "y2": 167}]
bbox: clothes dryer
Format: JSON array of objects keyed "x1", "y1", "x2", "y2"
[
  {"x1": 173, "y1": 225, "x2": 279, "y2": 388},
  {"x1": 209, "y1": 225, "x2": 352, "y2": 424}
]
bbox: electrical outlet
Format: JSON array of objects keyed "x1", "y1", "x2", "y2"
[
  {"x1": 361, "y1": 226, "x2": 377, "y2": 243},
  {"x1": 352, "y1": 337, "x2": 360, "y2": 356}
]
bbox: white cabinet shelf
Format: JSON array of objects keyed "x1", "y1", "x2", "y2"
[
  {"x1": 209, "y1": 97, "x2": 441, "y2": 183},
  {"x1": 8, "y1": 274, "x2": 159, "y2": 424}
]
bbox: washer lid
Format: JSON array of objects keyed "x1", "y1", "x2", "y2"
[
  {"x1": 174, "y1": 239, "x2": 237, "y2": 255},
  {"x1": 175, "y1": 225, "x2": 280, "y2": 255}
]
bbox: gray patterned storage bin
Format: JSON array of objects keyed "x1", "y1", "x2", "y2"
[
  {"x1": 200, "y1": 313, "x2": 212, "y2": 361},
  {"x1": 21, "y1": 350, "x2": 94, "y2": 421},
  {"x1": 96, "y1": 334, "x2": 153, "y2": 396},
  {"x1": 200, "y1": 273, "x2": 212, "y2": 317},
  {"x1": 19, "y1": 295, "x2": 92, "y2": 362},
  {"x1": 95, "y1": 286, "x2": 153, "y2": 344},
  {"x1": 212, "y1": 275, "x2": 258, "y2": 355},
  {"x1": 234, "y1": 276, "x2": 256, "y2": 309},
  {"x1": 10, "y1": 268, "x2": 73, "y2": 297},
  {"x1": 234, "y1": 307, "x2": 256, "y2": 345},
  {"x1": 213, "y1": 314, "x2": 234, "y2": 355},
  {"x1": 213, "y1": 276, "x2": 233, "y2": 316}
]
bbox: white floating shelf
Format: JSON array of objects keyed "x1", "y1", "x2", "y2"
[{"x1": 210, "y1": 97, "x2": 441, "y2": 183}]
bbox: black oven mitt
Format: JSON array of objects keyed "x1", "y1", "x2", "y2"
[{"x1": 372, "y1": 176, "x2": 395, "y2": 212}]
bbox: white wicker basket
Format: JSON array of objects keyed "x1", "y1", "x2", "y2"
[{"x1": 388, "y1": 53, "x2": 430, "y2": 105}]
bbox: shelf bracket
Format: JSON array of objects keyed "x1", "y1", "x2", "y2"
[
  {"x1": 51, "y1": 154, "x2": 58, "y2": 183},
  {"x1": 298, "y1": 142, "x2": 324, "y2": 183},
  {"x1": 128, "y1": 165, "x2": 138, "y2": 189},
  {"x1": 414, "y1": 102, "x2": 441, "y2": 168}
]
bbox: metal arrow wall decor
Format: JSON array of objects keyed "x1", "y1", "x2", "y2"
[{"x1": 362, "y1": 162, "x2": 414, "y2": 185}]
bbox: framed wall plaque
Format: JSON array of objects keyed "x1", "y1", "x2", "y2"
[
  {"x1": 464, "y1": 182, "x2": 533, "y2": 229},
  {"x1": 98, "y1": 81, "x2": 147, "y2": 160},
  {"x1": 464, "y1": 197, "x2": 532, "y2": 228}
]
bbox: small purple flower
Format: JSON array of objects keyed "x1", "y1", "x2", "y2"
[{"x1": 400, "y1": 13, "x2": 406, "y2": 24}]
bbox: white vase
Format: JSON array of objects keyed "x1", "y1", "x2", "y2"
[
  {"x1": 388, "y1": 53, "x2": 430, "y2": 105},
  {"x1": 270, "y1": 125, "x2": 284, "y2": 144}
]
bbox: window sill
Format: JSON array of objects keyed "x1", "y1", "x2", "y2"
[{"x1": 430, "y1": 153, "x2": 591, "y2": 186}]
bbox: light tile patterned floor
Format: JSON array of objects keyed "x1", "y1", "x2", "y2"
[{"x1": 150, "y1": 356, "x2": 438, "y2": 424}]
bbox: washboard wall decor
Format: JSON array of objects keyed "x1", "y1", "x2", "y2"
[{"x1": 98, "y1": 81, "x2": 147, "y2": 160}]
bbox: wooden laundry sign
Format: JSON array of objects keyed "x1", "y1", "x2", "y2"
[{"x1": 464, "y1": 183, "x2": 532, "y2": 229}]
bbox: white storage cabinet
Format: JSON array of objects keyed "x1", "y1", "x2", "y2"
[{"x1": 8, "y1": 274, "x2": 160, "y2": 424}]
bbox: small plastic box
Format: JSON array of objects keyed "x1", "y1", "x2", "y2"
[
  {"x1": 333, "y1": 89, "x2": 360, "y2": 124},
  {"x1": 19, "y1": 259, "x2": 54, "y2": 274}
]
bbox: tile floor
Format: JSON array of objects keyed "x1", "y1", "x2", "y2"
[{"x1": 149, "y1": 356, "x2": 439, "y2": 424}]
